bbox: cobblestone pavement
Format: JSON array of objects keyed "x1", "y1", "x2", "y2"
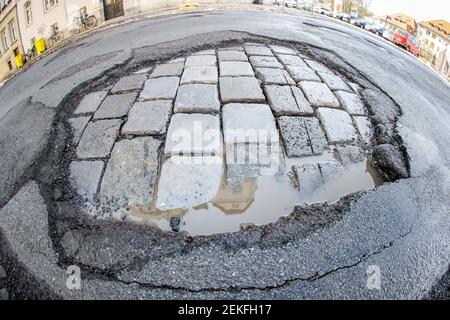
[{"x1": 68, "y1": 43, "x2": 376, "y2": 234}]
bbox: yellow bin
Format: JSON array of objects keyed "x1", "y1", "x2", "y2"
[
  {"x1": 15, "y1": 54, "x2": 23, "y2": 68},
  {"x1": 35, "y1": 37, "x2": 46, "y2": 54}
]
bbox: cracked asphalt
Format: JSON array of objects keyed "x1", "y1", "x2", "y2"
[{"x1": 0, "y1": 8, "x2": 449, "y2": 300}]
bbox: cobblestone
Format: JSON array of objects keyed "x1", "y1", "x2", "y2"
[
  {"x1": 122, "y1": 100, "x2": 172, "y2": 135},
  {"x1": 255, "y1": 68, "x2": 295, "y2": 85},
  {"x1": 219, "y1": 77, "x2": 265, "y2": 103},
  {"x1": 335, "y1": 91, "x2": 366, "y2": 115},
  {"x1": 110, "y1": 74, "x2": 147, "y2": 93},
  {"x1": 270, "y1": 45, "x2": 296, "y2": 55},
  {"x1": 264, "y1": 85, "x2": 313, "y2": 116},
  {"x1": 317, "y1": 108, "x2": 358, "y2": 143},
  {"x1": 74, "y1": 90, "x2": 108, "y2": 114},
  {"x1": 293, "y1": 162, "x2": 343, "y2": 196},
  {"x1": 68, "y1": 116, "x2": 91, "y2": 145},
  {"x1": 354, "y1": 116, "x2": 373, "y2": 144},
  {"x1": 285, "y1": 65, "x2": 321, "y2": 82},
  {"x1": 249, "y1": 56, "x2": 283, "y2": 68},
  {"x1": 299, "y1": 81, "x2": 340, "y2": 108},
  {"x1": 70, "y1": 160, "x2": 104, "y2": 201},
  {"x1": 180, "y1": 66, "x2": 218, "y2": 84},
  {"x1": 304, "y1": 59, "x2": 333, "y2": 74},
  {"x1": 244, "y1": 45, "x2": 273, "y2": 56},
  {"x1": 276, "y1": 54, "x2": 308, "y2": 67},
  {"x1": 220, "y1": 61, "x2": 254, "y2": 77},
  {"x1": 174, "y1": 84, "x2": 220, "y2": 113},
  {"x1": 94, "y1": 92, "x2": 138, "y2": 119},
  {"x1": 76, "y1": 119, "x2": 122, "y2": 159},
  {"x1": 185, "y1": 55, "x2": 217, "y2": 67},
  {"x1": 149, "y1": 62, "x2": 185, "y2": 78},
  {"x1": 139, "y1": 77, "x2": 180, "y2": 100},
  {"x1": 318, "y1": 72, "x2": 351, "y2": 91},
  {"x1": 218, "y1": 50, "x2": 248, "y2": 61}
]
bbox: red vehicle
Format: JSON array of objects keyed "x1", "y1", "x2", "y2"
[{"x1": 393, "y1": 29, "x2": 421, "y2": 57}]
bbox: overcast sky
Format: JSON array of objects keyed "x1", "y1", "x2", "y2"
[{"x1": 369, "y1": 0, "x2": 450, "y2": 22}]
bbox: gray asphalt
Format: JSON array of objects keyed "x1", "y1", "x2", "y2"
[{"x1": 0, "y1": 8, "x2": 449, "y2": 299}]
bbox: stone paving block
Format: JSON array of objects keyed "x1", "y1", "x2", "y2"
[
  {"x1": 317, "y1": 108, "x2": 358, "y2": 143},
  {"x1": 180, "y1": 66, "x2": 218, "y2": 84},
  {"x1": 221, "y1": 46, "x2": 244, "y2": 51},
  {"x1": 139, "y1": 77, "x2": 180, "y2": 100},
  {"x1": 276, "y1": 54, "x2": 308, "y2": 67},
  {"x1": 68, "y1": 116, "x2": 91, "y2": 145},
  {"x1": 155, "y1": 155, "x2": 223, "y2": 210},
  {"x1": 168, "y1": 57, "x2": 185, "y2": 63},
  {"x1": 278, "y1": 116, "x2": 327, "y2": 157},
  {"x1": 265, "y1": 85, "x2": 314, "y2": 116},
  {"x1": 256, "y1": 68, "x2": 295, "y2": 85},
  {"x1": 249, "y1": 56, "x2": 283, "y2": 69},
  {"x1": 285, "y1": 65, "x2": 321, "y2": 82},
  {"x1": 318, "y1": 72, "x2": 351, "y2": 91},
  {"x1": 292, "y1": 162, "x2": 343, "y2": 195},
  {"x1": 94, "y1": 92, "x2": 138, "y2": 119},
  {"x1": 299, "y1": 81, "x2": 340, "y2": 108},
  {"x1": 270, "y1": 45, "x2": 296, "y2": 55},
  {"x1": 354, "y1": 116, "x2": 373, "y2": 144},
  {"x1": 76, "y1": 119, "x2": 122, "y2": 159},
  {"x1": 304, "y1": 59, "x2": 334, "y2": 74},
  {"x1": 164, "y1": 113, "x2": 221, "y2": 157},
  {"x1": 122, "y1": 100, "x2": 172, "y2": 136},
  {"x1": 174, "y1": 84, "x2": 220, "y2": 113},
  {"x1": 100, "y1": 137, "x2": 161, "y2": 207},
  {"x1": 185, "y1": 55, "x2": 217, "y2": 67},
  {"x1": 336, "y1": 145, "x2": 365, "y2": 165},
  {"x1": 218, "y1": 50, "x2": 248, "y2": 61},
  {"x1": 110, "y1": 74, "x2": 147, "y2": 93},
  {"x1": 219, "y1": 77, "x2": 265, "y2": 103},
  {"x1": 70, "y1": 160, "x2": 104, "y2": 201},
  {"x1": 192, "y1": 49, "x2": 215, "y2": 55},
  {"x1": 222, "y1": 103, "x2": 278, "y2": 145},
  {"x1": 75, "y1": 91, "x2": 108, "y2": 114},
  {"x1": 244, "y1": 45, "x2": 273, "y2": 56},
  {"x1": 134, "y1": 66, "x2": 152, "y2": 75},
  {"x1": 220, "y1": 61, "x2": 254, "y2": 77},
  {"x1": 335, "y1": 91, "x2": 366, "y2": 115},
  {"x1": 149, "y1": 62, "x2": 184, "y2": 78}
]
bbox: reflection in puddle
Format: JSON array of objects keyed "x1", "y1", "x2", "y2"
[{"x1": 128, "y1": 149, "x2": 383, "y2": 236}]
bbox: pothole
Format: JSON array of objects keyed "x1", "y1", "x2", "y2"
[{"x1": 65, "y1": 43, "x2": 385, "y2": 236}]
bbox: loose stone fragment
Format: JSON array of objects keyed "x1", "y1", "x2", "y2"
[
  {"x1": 285, "y1": 65, "x2": 321, "y2": 82},
  {"x1": 139, "y1": 77, "x2": 180, "y2": 100},
  {"x1": 70, "y1": 160, "x2": 104, "y2": 201},
  {"x1": 149, "y1": 62, "x2": 184, "y2": 78},
  {"x1": 255, "y1": 68, "x2": 295, "y2": 85},
  {"x1": 164, "y1": 113, "x2": 222, "y2": 157},
  {"x1": 318, "y1": 72, "x2": 351, "y2": 91},
  {"x1": 75, "y1": 91, "x2": 108, "y2": 114},
  {"x1": 220, "y1": 61, "x2": 254, "y2": 77},
  {"x1": 219, "y1": 77, "x2": 265, "y2": 103},
  {"x1": 249, "y1": 56, "x2": 283, "y2": 69},
  {"x1": 100, "y1": 137, "x2": 161, "y2": 207},
  {"x1": 265, "y1": 85, "x2": 313, "y2": 116},
  {"x1": 174, "y1": 84, "x2": 220, "y2": 113},
  {"x1": 299, "y1": 81, "x2": 340, "y2": 108},
  {"x1": 156, "y1": 156, "x2": 223, "y2": 210},
  {"x1": 94, "y1": 92, "x2": 138, "y2": 119},
  {"x1": 110, "y1": 74, "x2": 147, "y2": 93},
  {"x1": 76, "y1": 119, "x2": 122, "y2": 159},
  {"x1": 122, "y1": 100, "x2": 172, "y2": 135},
  {"x1": 180, "y1": 66, "x2": 218, "y2": 84},
  {"x1": 278, "y1": 116, "x2": 327, "y2": 157},
  {"x1": 335, "y1": 91, "x2": 366, "y2": 115},
  {"x1": 317, "y1": 108, "x2": 358, "y2": 143},
  {"x1": 68, "y1": 116, "x2": 91, "y2": 145}
]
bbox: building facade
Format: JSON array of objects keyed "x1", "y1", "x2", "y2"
[
  {"x1": 0, "y1": 0, "x2": 24, "y2": 81},
  {"x1": 417, "y1": 20, "x2": 450, "y2": 69},
  {"x1": 383, "y1": 13, "x2": 417, "y2": 35}
]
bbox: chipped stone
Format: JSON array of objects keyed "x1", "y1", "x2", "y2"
[
  {"x1": 317, "y1": 108, "x2": 358, "y2": 143},
  {"x1": 265, "y1": 85, "x2": 313, "y2": 116},
  {"x1": 174, "y1": 84, "x2": 220, "y2": 114},
  {"x1": 218, "y1": 50, "x2": 248, "y2": 61},
  {"x1": 164, "y1": 113, "x2": 222, "y2": 157},
  {"x1": 76, "y1": 119, "x2": 122, "y2": 159},
  {"x1": 110, "y1": 74, "x2": 147, "y2": 93},
  {"x1": 156, "y1": 156, "x2": 223, "y2": 210},
  {"x1": 185, "y1": 55, "x2": 217, "y2": 67},
  {"x1": 318, "y1": 72, "x2": 351, "y2": 91},
  {"x1": 100, "y1": 137, "x2": 161, "y2": 207},
  {"x1": 68, "y1": 116, "x2": 91, "y2": 145},
  {"x1": 278, "y1": 116, "x2": 327, "y2": 157},
  {"x1": 75, "y1": 91, "x2": 108, "y2": 114},
  {"x1": 220, "y1": 61, "x2": 254, "y2": 77},
  {"x1": 249, "y1": 56, "x2": 283, "y2": 68},
  {"x1": 139, "y1": 77, "x2": 180, "y2": 100},
  {"x1": 219, "y1": 77, "x2": 265, "y2": 103},
  {"x1": 285, "y1": 65, "x2": 321, "y2": 82},
  {"x1": 180, "y1": 66, "x2": 218, "y2": 84},
  {"x1": 70, "y1": 160, "x2": 104, "y2": 201},
  {"x1": 122, "y1": 100, "x2": 172, "y2": 136},
  {"x1": 299, "y1": 81, "x2": 340, "y2": 108},
  {"x1": 93, "y1": 92, "x2": 137, "y2": 119},
  {"x1": 149, "y1": 62, "x2": 184, "y2": 78},
  {"x1": 255, "y1": 68, "x2": 295, "y2": 85},
  {"x1": 335, "y1": 91, "x2": 366, "y2": 115}
]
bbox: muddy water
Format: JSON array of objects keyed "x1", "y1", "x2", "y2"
[{"x1": 128, "y1": 150, "x2": 383, "y2": 236}]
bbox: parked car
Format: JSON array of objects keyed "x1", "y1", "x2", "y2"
[
  {"x1": 382, "y1": 30, "x2": 394, "y2": 42},
  {"x1": 366, "y1": 24, "x2": 385, "y2": 36},
  {"x1": 273, "y1": 0, "x2": 297, "y2": 7},
  {"x1": 354, "y1": 19, "x2": 368, "y2": 28},
  {"x1": 392, "y1": 30, "x2": 421, "y2": 57},
  {"x1": 343, "y1": 15, "x2": 358, "y2": 24},
  {"x1": 334, "y1": 12, "x2": 345, "y2": 20}
]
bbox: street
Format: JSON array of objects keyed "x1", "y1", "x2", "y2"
[{"x1": 0, "y1": 7, "x2": 449, "y2": 300}]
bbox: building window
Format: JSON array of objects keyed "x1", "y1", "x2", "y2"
[
  {"x1": 24, "y1": 1, "x2": 33, "y2": 25},
  {"x1": 1, "y1": 29, "x2": 8, "y2": 51},
  {"x1": 8, "y1": 60, "x2": 13, "y2": 71},
  {"x1": 43, "y1": 0, "x2": 59, "y2": 12},
  {"x1": 8, "y1": 19, "x2": 17, "y2": 42}
]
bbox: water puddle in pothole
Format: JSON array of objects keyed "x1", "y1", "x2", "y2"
[{"x1": 127, "y1": 150, "x2": 383, "y2": 236}]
